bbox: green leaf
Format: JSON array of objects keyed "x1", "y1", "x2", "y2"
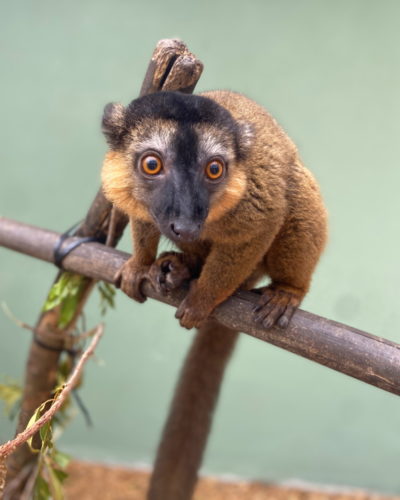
[
  {"x1": 8, "y1": 397, "x2": 21, "y2": 421},
  {"x1": 97, "y1": 281, "x2": 116, "y2": 316},
  {"x1": 53, "y1": 450, "x2": 71, "y2": 469},
  {"x1": 26, "y1": 400, "x2": 52, "y2": 453},
  {"x1": 52, "y1": 403, "x2": 73, "y2": 429},
  {"x1": 56, "y1": 358, "x2": 72, "y2": 386},
  {"x1": 0, "y1": 379, "x2": 22, "y2": 416},
  {"x1": 58, "y1": 293, "x2": 79, "y2": 328},
  {"x1": 39, "y1": 421, "x2": 53, "y2": 450},
  {"x1": 33, "y1": 475, "x2": 51, "y2": 500},
  {"x1": 53, "y1": 468, "x2": 69, "y2": 483},
  {"x1": 42, "y1": 272, "x2": 87, "y2": 327},
  {"x1": 42, "y1": 273, "x2": 73, "y2": 312},
  {"x1": 46, "y1": 462, "x2": 65, "y2": 500},
  {"x1": 26, "y1": 409, "x2": 44, "y2": 453}
]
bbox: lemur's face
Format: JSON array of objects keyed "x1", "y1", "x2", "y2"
[
  {"x1": 101, "y1": 92, "x2": 251, "y2": 243},
  {"x1": 123, "y1": 119, "x2": 237, "y2": 242}
]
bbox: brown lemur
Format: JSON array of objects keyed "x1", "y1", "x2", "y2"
[{"x1": 101, "y1": 90, "x2": 327, "y2": 500}]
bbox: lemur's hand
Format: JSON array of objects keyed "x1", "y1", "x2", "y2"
[
  {"x1": 148, "y1": 252, "x2": 192, "y2": 295},
  {"x1": 114, "y1": 257, "x2": 150, "y2": 303},
  {"x1": 175, "y1": 280, "x2": 217, "y2": 329}
]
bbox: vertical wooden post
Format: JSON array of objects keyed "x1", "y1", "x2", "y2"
[{"x1": 4, "y1": 39, "x2": 203, "y2": 496}]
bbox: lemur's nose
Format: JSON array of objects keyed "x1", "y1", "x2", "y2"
[{"x1": 170, "y1": 221, "x2": 201, "y2": 242}]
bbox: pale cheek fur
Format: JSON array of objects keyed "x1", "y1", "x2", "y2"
[
  {"x1": 101, "y1": 151, "x2": 152, "y2": 222},
  {"x1": 206, "y1": 169, "x2": 247, "y2": 223}
]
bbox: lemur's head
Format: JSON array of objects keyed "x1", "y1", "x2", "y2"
[{"x1": 101, "y1": 91, "x2": 251, "y2": 243}]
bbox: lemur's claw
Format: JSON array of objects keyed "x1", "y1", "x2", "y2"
[
  {"x1": 148, "y1": 252, "x2": 192, "y2": 295},
  {"x1": 253, "y1": 286, "x2": 300, "y2": 329},
  {"x1": 175, "y1": 291, "x2": 211, "y2": 329}
]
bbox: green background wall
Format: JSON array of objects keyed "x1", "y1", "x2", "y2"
[{"x1": 1, "y1": 0, "x2": 400, "y2": 494}]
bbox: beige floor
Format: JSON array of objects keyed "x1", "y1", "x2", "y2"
[{"x1": 64, "y1": 461, "x2": 399, "y2": 500}]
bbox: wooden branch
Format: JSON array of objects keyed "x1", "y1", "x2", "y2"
[
  {"x1": 139, "y1": 39, "x2": 203, "y2": 96},
  {"x1": 2, "y1": 217, "x2": 400, "y2": 397},
  {"x1": 3, "y1": 38, "x2": 203, "y2": 492},
  {"x1": 0, "y1": 325, "x2": 103, "y2": 459}
]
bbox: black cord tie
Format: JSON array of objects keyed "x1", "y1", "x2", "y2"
[
  {"x1": 33, "y1": 333, "x2": 78, "y2": 356},
  {"x1": 53, "y1": 221, "x2": 104, "y2": 268}
]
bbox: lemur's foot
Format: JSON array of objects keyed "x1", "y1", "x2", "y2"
[
  {"x1": 253, "y1": 285, "x2": 302, "y2": 329},
  {"x1": 148, "y1": 252, "x2": 192, "y2": 295},
  {"x1": 114, "y1": 257, "x2": 150, "y2": 303},
  {"x1": 175, "y1": 280, "x2": 215, "y2": 329}
]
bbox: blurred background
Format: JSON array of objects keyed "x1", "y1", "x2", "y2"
[{"x1": 1, "y1": 0, "x2": 400, "y2": 495}]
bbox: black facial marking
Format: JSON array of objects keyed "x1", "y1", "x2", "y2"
[
  {"x1": 110, "y1": 91, "x2": 248, "y2": 243},
  {"x1": 124, "y1": 92, "x2": 250, "y2": 162},
  {"x1": 102, "y1": 92, "x2": 251, "y2": 162},
  {"x1": 137, "y1": 122, "x2": 211, "y2": 243},
  {"x1": 125, "y1": 92, "x2": 239, "y2": 139},
  {"x1": 173, "y1": 124, "x2": 199, "y2": 173}
]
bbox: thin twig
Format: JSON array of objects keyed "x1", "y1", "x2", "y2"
[
  {"x1": 0, "y1": 324, "x2": 103, "y2": 459},
  {"x1": 0, "y1": 457, "x2": 6, "y2": 497},
  {"x1": 1, "y1": 303, "x2": 34, "y2": 332},
  {"x1": 0, "y1": 461, "x2": 33, "y2": 500}
]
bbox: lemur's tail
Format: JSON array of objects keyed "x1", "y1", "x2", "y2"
[{"x1": 147, "y1": 320, "x2": 239, "y2": 500}]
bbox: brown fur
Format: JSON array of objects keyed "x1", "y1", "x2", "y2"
[{"x1": 101, "y1": 90, "x2": 328, "y2": 499}]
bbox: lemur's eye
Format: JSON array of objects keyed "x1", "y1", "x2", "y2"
[
  {"x1": 205, "y1": 159, "x2": 225, "y2": 181},
  {"x1": 141, "y1": 154, "x2": 163, "y2": 175}
]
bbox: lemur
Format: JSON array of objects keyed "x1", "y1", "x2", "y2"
[{"x1": 101, "y1": 90, "x2": 327, "y2": 500}]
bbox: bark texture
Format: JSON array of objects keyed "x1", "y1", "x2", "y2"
[
  {"x1": 1, "y1": 218, "x2": 400, "y2": 398},
  {"x1": 2, "y1": 38, "x2": 203, "y2": 495}
]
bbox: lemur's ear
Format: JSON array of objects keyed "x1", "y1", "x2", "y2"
[
  {"x1": 237, "y1": 121, "x2": 254, "y2": 155},
  {"x1": 102, "y1": 102, "x2": 127, "y2": 150}
]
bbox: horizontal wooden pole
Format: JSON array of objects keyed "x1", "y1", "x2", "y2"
[{"x1": 1, "y1": 216, "x2": 400, "y2": 396}]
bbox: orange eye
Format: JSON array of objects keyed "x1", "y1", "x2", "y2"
[
  {"x1": 141, "y1": 154, "x2": 163, "y2": 175},
  {"x1": 205, "y1": 159, "x2": 225, "y2": 180}
]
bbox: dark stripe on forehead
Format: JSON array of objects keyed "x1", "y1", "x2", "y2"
[
  {"x1": 173, "y1": 124, "x2": 199, "y2": 173},
  {"x1": 126, "y1": 91, "x2": 237, "y2": 131}
]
